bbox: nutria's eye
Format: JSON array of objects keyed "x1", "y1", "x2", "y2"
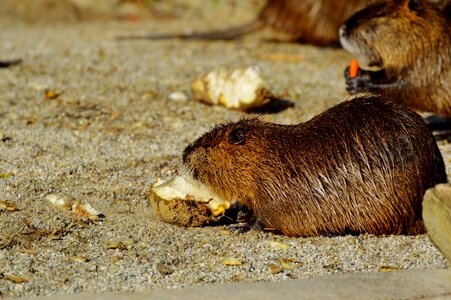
[
  {"x1": 408, "y1": 0, "x2": 423, "y2": 12},
  {"x1": 228, "y1": 128, "x2": 245, "y2": 145}
]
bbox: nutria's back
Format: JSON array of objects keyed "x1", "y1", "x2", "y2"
[
  {"x1": 118, "y1": 0, "x2": 376, "y2": 46},
  {"x1": 257, "y1": 0, "x2": 375, "y2": 45},
  {"x1": 183, "y1": 95, "x2": 447, "y2": 237},
  {"x1": 340, "y1": 0, "x2": 451, "y2": 117}
]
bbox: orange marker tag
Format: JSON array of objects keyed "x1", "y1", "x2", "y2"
[{"x1": 349, "y1": 60, "x2": 359, "y2": 78}]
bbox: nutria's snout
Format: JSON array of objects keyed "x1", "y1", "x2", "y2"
[
  {"x1": 182, "y1": 142, "x2": 208, "y2": 180},
  {"x1": 339, "y1": 25, "x2": 351, "y2": 51},
  {"x1": 182, "y1": 144, "x2": 195, "y2": 164},
  {"x1": 339, "y1": 22, "x2": 359, "y2": 56},
  {"x1": 339, "y1": 25, "x2": 348, "y2": 39},
  {"x1": 182, "y1": 143, "x2": 198, "y2": 179}
]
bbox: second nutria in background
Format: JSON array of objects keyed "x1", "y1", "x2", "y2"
[
  {"x1": 183, "y1": 95, "x2": 447, "y2": 237},
  {"x1": 119, "y1": 0, "x2": 376, "y2": 46},
  {"x1": 340, "y1": 0, "x2": 451, "y2": 117}
]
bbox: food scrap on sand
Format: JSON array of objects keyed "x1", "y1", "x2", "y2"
[
  {"x1": 45, "y1": 193, "x2": 105, "y2": 220},
  {"x1": 191, "y1": 67, "x2": 288, "y2": 112},
  {"x1": 148, "y1": 174, "x2": 231, "y2": 227},
  {"x1": 349, "y1": 60, "x2": 359, "y2": 78}
]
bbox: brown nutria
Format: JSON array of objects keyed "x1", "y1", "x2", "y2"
[
  {"x1": 340, "y1": 0, "x2": 451, "y2": 117},
  {"x1": 182, "y1": 95, "x2": 448, "y2": 237},
  {"x1": 118, "y1": 0, "x2": 376, "y2": 46}
]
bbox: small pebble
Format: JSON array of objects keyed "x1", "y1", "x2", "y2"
[
  {"x1": 155, "y1": 263, "x2": 174, "y2": 275},
  {"x1": 69, "y1": 256, "x2": 89, "y2": 263},
  {"x1": 44, "y1": 89, "x2": 62, "y2": 100},
  {"x1": 168, "y1": 92, "x2": 188, "y2": 101},
  {"x1": 268, "y1": 264, "x2": 283, "y2": 274}
]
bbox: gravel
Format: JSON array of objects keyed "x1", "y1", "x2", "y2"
[{"x1": 0, "y1": 9, "x2": 449, "y2": 298}]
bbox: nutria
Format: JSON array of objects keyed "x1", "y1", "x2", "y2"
[
  {"x1": 182, "y1": 95, "x2": 447, "y2": 237},
  {"x1": 340, "y1": 0, "x2": 451, "y2": 117},
  {"x1": 118, "y1": 0, "x2": 376, "y2": 46}
]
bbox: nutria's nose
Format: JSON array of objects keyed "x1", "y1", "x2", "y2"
[{"x1": 339, "y1": 25, "x2": 347, "y2": 38}]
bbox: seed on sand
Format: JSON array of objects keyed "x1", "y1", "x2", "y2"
[
  {"x1": 3, "y1": 274, "x2": 29, "y2": 284},
  {"x1": 0, "y1": 200, "x2": 18, "y2": 211},
  {"x1": 69, "y1": 256, "x2": 89, "y2": 263},
  {"x1": 219, "y1": 257, "x2": 243, "y2": 266}
]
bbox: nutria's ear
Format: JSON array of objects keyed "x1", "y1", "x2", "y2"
[{"x1": 407, "y1": 0, "x2": 423, "y2": 12}]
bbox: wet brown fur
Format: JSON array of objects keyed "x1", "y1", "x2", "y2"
[
  {"x1": 183, "y1": 95, "x2": 447, "y2": 237},
  {"x1": 340, "y1": 0, "x2": 451, "y2": 117}
]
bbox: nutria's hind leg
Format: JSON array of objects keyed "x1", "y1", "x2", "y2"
[
  {"x1": 425, "y1": 115, "x2": 451, "y2": 142},
  {"x1": 432, "y1": 131, "x2": 451, "y2": 142},
  {"x1": 406, "y1": 220, "x2": 426, "y2": 235},
  {"x1": 322, "y1": 232, "x2": 340, "y2": 237}
]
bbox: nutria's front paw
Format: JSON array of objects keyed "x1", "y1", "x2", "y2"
[
  {"x1": 344, "y1": 66, "x2": 373, "y2": 94},
  {"x1": 229, "y1": 212, "x2": 261, "y2": 234},
  {"x1": 229, "y1": 223, "x2": 252, "y2": 234}
]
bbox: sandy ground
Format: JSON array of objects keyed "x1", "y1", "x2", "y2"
[{"x1": 0, "y1": 5, "x2": 450, "y2": 298}]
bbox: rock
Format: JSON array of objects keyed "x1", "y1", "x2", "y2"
[
  {"x1": 155, "y1": 263, "x2": 174, "y2": 275},
  {"x1": 423, "y1": 183, "x2": 451, "y2": 261}
]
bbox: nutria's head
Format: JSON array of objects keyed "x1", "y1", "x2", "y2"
[
  {"x1": 182, "y1": 118, "x2": 275, "y2": 202},
  {"x1": 340, "y1": 0, "x2": 438, "y2": 70}
]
